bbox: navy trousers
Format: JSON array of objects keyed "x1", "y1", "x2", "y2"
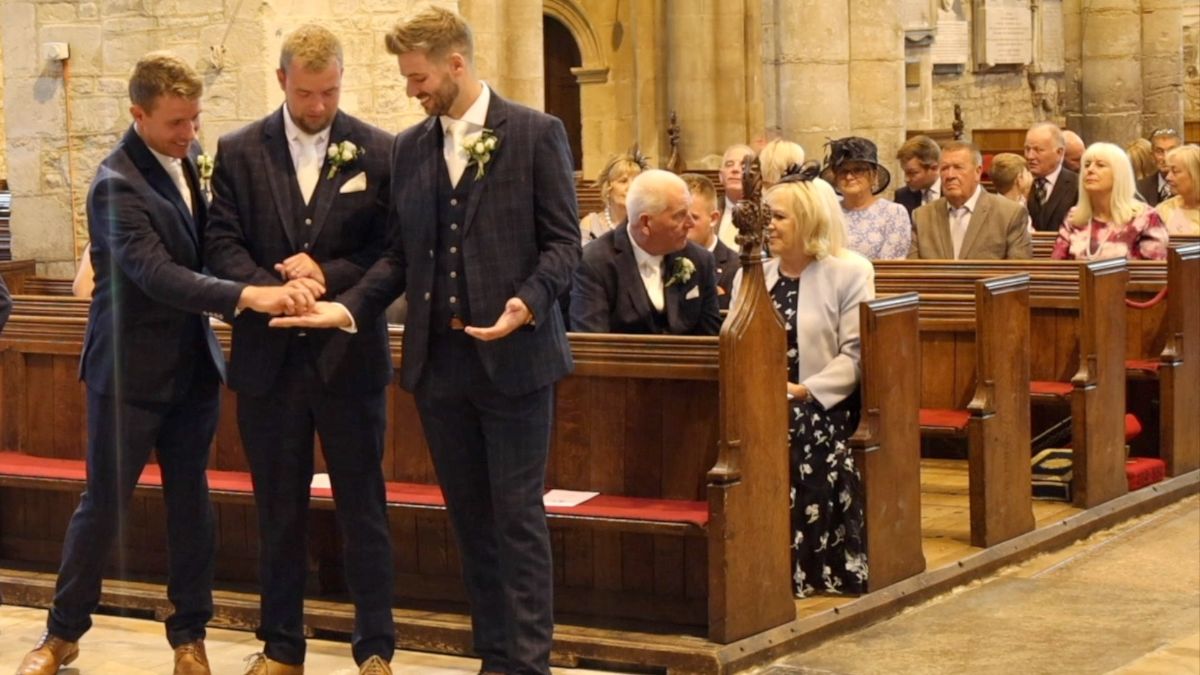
[{"x1": 415, "y1": 330, "x2": 555, "y2": 675}]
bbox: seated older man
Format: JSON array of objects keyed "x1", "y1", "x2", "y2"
[{"x1": 571, "y1": 170, "x2": 722, "y2": 335}]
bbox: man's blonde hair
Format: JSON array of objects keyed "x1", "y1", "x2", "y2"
[
  {"x1": 680, "y1": 173, "x2": 717, "y2": 210},
  {"x1": 128, "y1": 52, "x2": 202, "y2": 110},
  {"x1": 385, "y1": 6, "x2": 473, "y2": 62},
  {"x1": 279, "y1": 24, "x2": 344, "y2": 72}
]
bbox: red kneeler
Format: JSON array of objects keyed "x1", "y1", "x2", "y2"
[{"x1": 1121, "y1": 414, "x2": 1166, "y2": 490}]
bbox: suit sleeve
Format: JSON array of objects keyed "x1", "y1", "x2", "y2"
[
  {"x1": 204, "y1": 138, "x2": 287, "y2": 287},
  {"x1": 0, "y1": 275, "x2": 11, "y2": 333},
  {"x1": 94, "y1": 174, "x2": 244, "y2": 317},
  {"x1": 907, "y1": 210, "x2": 922, "y2": 259},
  {"x1": 568, "y1": 254, "x2": 612, "y2": 333},
  {"x1": 1005, "y1": 202, "x2": 1033, "y2": 259},
  {"x1": 515, "y1": 117, "x2": 582, "y2": 322}
]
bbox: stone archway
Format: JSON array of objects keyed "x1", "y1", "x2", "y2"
[{"x1": 542, "y1": 0, "x2": 608, "y2": 176}]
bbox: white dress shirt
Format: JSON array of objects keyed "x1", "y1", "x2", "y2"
[
  {"x1": 1037, "y1": 162, "x2": 1063, "y2": 204},
  {"x1": 282, "y1": 104, "x2": 331, "y2": 204},
  {"x1": 948, "y1": 184, "x2": 984, "y2": 259},
  {"x1": 627, "y1": 226, "x2": 665, "y2": 312},
  {"x1": 440, "y1": 83, "x2": 491, "y2": 187},
  {"x1": 718, "y1": 197, "x2": 739, "y2": 249},
  {"x1": 923, "y1": 178, "x2": 941, "y2": 205},
  {"x1": 140, "y1": 129, "x2": 193, "y2": 215}
]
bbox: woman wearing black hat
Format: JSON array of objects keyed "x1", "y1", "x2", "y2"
[{"x1": 823, "y1": 137, "x2": 912, "y2": 260}]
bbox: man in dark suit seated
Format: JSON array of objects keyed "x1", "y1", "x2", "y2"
[
  {"x1": 571, "y1": 169, "x2": 722, "y2": 335},
  {"x1": 893, "y1": 135, "x2": 941, "y2": 218},
  {"x1": 1137, "y1": 127, "x2": 1183, "y2": 207},
  {"x1": 1025, "y1": 122, "x2": 1079, "y2": 231},
  {"x1": 681, "y1": 172, "x2": 737, "y2": 307},
  {"x1": 16, "y1": 52, "x2": 316, "y2": 675}
]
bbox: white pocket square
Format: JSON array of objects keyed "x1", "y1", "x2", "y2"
[
  {"x1": 339, "y1": 172, "x2": 367, "y2": 193},
  {"x1": 685, "y1": 286, "x2": 700, "y2": 300}
]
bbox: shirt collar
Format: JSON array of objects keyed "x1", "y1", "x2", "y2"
[
  {"x1": 135, "y1": 123, "x2": 184, "y2": 173},
  {"x1": 948, "y1": 184, "x2": 983, "y2": 213},
  {"x1": 1043, "y1": 162, "x2": 1063, "y2": 189},
  {"x1": 626, "y1": 224, "x2": 663, "y2": 269},
  {"x1": 440, "y1": 82, "x2": 491, "y2": 134},
  {"x1": 927, "y1": 178, "x2": 941, "y2": 198},
  {"x1": 282, "y1": 104, "x2": 330, "y2": 146}
]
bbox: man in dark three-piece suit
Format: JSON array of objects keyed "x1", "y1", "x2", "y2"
[
  {"x1": 1025, "y1": 122, "x2": 1079, "y2": 232},
  {"x1": 272, "y1": 8, "x2": 580, "y2": 675},
  {"x1": 203, "y1": 26, "x2": 396, "y2": 675},
  {"x1": 571, "y1": 170, "x2": 723, "y2": 335},
  {"x1": 16, "y1": 54, "x2": 315, "y2": 675}
]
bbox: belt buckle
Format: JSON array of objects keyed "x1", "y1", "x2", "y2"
[{"x1": 448, "y1": 316, "x2": 466, "y2": 330}]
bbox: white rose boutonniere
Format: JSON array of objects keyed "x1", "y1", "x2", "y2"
[
  {"x1": 196, "y1": 153, "x2": 214, "y2": 197},
  {"x1": 463, "y1": 128, "x2": 499, "y2": 180},
  {"x1": 327, "y1": 140, "x2": 364, "y2": 179},
  {"x1": 665, "y1": 257, "x2": 696, "y2": 287}
]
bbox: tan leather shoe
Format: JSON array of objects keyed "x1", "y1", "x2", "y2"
[
  {"x1": 174, "y1": 640, "x2": 211, "y2": 675},
  {"x1": 358, "y1": 655, "x2": 392, "y2": 675},
  {"x1": 15, "y1": 632, "x2": 79, "y2": 675},
  {"x1": 242, "y1": 652, "x2": 304, "y2": 675}
]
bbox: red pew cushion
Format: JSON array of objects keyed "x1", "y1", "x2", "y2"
[{"x1": 919, "y1": 408, "x2": 971, "y2": 431}]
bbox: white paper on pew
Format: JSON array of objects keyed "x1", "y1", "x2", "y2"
[
  {"x1": 543, "y1": 489, "x2": 599, "y2": 507},
  {"x1": 311, "y1": 473, "x2": 332, "y2": 489}
]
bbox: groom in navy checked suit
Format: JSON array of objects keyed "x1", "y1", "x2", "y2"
[
  {"x1": 273, "y1": 8, "x2": 580, "y2": 674},
  {"x1": 204, "y1": 25, "x2": 396, "y2": 675}
]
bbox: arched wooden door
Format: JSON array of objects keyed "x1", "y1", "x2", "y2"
[{"x1": 543, "y1": 15, "x2": 582, "y2": 171}]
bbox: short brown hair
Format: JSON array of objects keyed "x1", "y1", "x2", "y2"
[
  {"x1": 988, "y1": 153, "x2": 1027, "y2": 194},
  {"x1": 385, "y1": 6, "x2": 474, "y2": 62},
  {"x1": 280, "y1": 24, "x2": 344, "y2": 72},
  {"x1": 680, "y1": 173, "x2": 717, "y2": 208},
  {"x1": 128, "y1": 52, "x2": 202, "y2": 110},
  {"x1": 896, "y1": 135, "x2": 941, "y2": 166},
  {"x1": 940, "y1": 140, "x2": 982, "y2": 168}
]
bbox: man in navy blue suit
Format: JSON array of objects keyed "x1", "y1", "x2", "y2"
[
  {"x1": 272, "y1": 7, "x2": 579, "y2": 675},
  {"x1": 17, "y1": 53, "x2": 316, "y2": 675}
]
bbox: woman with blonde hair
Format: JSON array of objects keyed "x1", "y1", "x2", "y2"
[
  {"x1": 579, "y1": 147, "x2": 649, "y2": 243},
  {"x1": 730, "y1": 162, "x2": 873, "y2": 598},
  {"x1": 1051, "y1": 142, "x2": 1169, "y2": 260},
  {"x1": 1124, "y1": 138, "x2": 1156, "y2": 182},
  {"x1": 1155, "y1": 144, "x2": 1200, "y2": 235},
  {"x1": 758, "y1": 138, "x2": 806, "y2": 187}
]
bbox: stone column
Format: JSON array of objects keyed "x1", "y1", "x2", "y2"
[
  {"x1": 666, "y1": 0, "x2": 719, "y2": 164},
  {"x1": 1061, "y1": 0, "x2": 1084, "y2": 130},
  {"x1": 849, "y1": 0, "x2": 906, "y2": 179},
  {"x1": 1078, "y1": 1, "x2": 1144, "y2": 144},
  {"x1": 0, "y1": 38, "x2": 7, "y2": 179},
  {"x1": 768, "y1": 0, "x2": 851, "y2": 162},
  {"x1": 1140, "y1": 0, "x2": 1185, "y2": 136},
  {"x1": 461, "y1": 0, "x2": 544, "y2": 109},
  {"x1": 631, "y1": 0, "x2": 669, "y2": 166}
]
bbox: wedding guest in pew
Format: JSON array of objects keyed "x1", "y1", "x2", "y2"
[
  {"x1": 1025, "y1": 122, "x2": 1078, "y2": 231},
  {"x1": 16, "y1": 52, "x2": 318, "y2": 675},
  {"x1": 1138, "y1": 127, "x2": 1184, "y2": 207},
  {"x1": 716, "y1": 143, "x2": 756, "y2": 248},
  {"x1": 681, "y1": 172, "x2": 737, "y2": 307},
  {"x1": 1052, "y1": 142, "x2": 1169, "y2": 261},
  {"x1": 1156, "y1": 144, "x2": 1200, "y2": 235},
  {"x1": 822, "y1": 136, "x2": 911, "y2": 260},
  {"x1": 893, "y1": 134, "x2": 942, "y2": 217},
  {"x1": 1125, "y1": 137, "x2": 1157, "y2": 184},
  {"x1": 731, "y1": 162, "x2": 873, "y2": 597},
  {"x1": 988, "y1": 152, "x2": 1035, "y2": 234},
  {"x1": 909, "y1": 141, "x2": 1032, "y2": 260},
  {"x1": 579, "y1": 146, "x2": 648, "y2": 244},
  {"x1": 1063, "y1": 129, "x2": 1085, "y2": 173},
  {"x1": 758, "y1": 138, "x2": 806, "y2": 187},
  {"x1": 571, "y1": 169, "x2": 722, "y2": 335}
]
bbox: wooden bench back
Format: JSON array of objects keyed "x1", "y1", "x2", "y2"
[
  {"x1": 1160, "y1": 244, "x2": 1200, "y2": 475},
  {"x1": 23, "y1": 278, "x2": 74, "y2": 296}
]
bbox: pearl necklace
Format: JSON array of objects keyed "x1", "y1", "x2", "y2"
[{"x1": 600, "y1": 206, "x2": 616, "y2": 231}]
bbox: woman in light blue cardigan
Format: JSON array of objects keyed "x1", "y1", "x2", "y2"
[{"x1": 731, "y1": 162, "x2": 875, "y2": 598}]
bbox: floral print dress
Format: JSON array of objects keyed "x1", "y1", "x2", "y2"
[{"x1": 771, "y1": 275, "x2": 868, "y2": 598}]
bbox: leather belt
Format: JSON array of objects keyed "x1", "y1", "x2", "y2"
[{"x1": 448, "y1": 316, "x2": 466, "y2": 330}]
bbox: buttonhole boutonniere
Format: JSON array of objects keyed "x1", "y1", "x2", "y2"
[
  {"x1": 327, "y1": 140, "x2": 364, "y2": 179},
  {"x1": 664, "y1": 257, "x2": 696, "y2": 287},
  {"x1": 464, "y1": 128, "x2": 499, "y2": 180},
  {"x1": 196, "y1": 154, "x2": 214, "y2": 197}
]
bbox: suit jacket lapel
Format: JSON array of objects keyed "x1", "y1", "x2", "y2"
[
  {"x1": 960, "y1": 192, "x2": 990, "y2": 258},
  {"x1": 613, "y1": 225, "x2": 657, "y2": 332},
  {"x1": 933, "y1": 201, "x2": 954, "y2": 259},
  {"x1": 261, "y1": 109, "x2": 300, "y2": 251},
  {"x1": 123, "y1": 127, "x2": 199, "y2": 251},
  {"x1": 411, "y1": 118, "x2": 441, "y2": 255},
  {"x1": 180, "y1": 152, "x2": 204, "y2": 244},
  {"x1": 462, "y1": 94, "x2": 508, "y2": 238},
  {"x1": 663, "y1": 252, "x2": 685, "y2": 333},
  {"x1": 307, "y1": 112, "x2": 352, "y2": 246}
]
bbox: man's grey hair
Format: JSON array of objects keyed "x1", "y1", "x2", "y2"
[
  {"x1": 627, "y1": 170, "x2": 688, "y2": 224},
  {"x1": 1029, "y1": 121, "x2": 1065, "y2": 149}
]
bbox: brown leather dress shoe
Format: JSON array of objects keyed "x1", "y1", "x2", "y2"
[
  {"x1": 358, "y1": 655, "x2": 392, "y2": 675},
  {"x1": 242, "y1": 652, "x2": 305, "y2": 675},
  {"x1": 174, "y1": 640, "x2": 211, "y2": 675},
  {"x1": 15, "y1": 632, "x2": 79, "y2": 675}
]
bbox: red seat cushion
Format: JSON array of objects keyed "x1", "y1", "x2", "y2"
[
  {"x1": 1124, "y1": 413, "x2": 1143, "y2": 442},
  {"x1": 920, "y1": 408, "x2": 971, "y2": 431},
  {"x1": 1125, "y1": 359, "x2": 1162, "y2": 374},
  {"x1": 1125, "y1": 457, "x2": 1165, "y2": 491},
  {"x1": 1031, "y1": 381, "x2": 1074, "y2": 397}
]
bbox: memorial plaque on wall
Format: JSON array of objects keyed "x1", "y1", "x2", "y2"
[
  {"x1": 931, "y1": 0, "x2": 969, "y2": 66},
  {"x1": 903, "y1": 0, "x2": 939, "y2": 34},
  {"x1": 1037, "y1": 0, "x2": 1065, "y2": 72},
  {"x1": 974, "y1": 0, "x2": 1032, "y2": 67}
]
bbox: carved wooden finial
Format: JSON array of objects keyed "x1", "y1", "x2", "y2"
[
  {"x1": 953, "y1": 103, "x2": 965, "y2": 140},
  {"x1": 731, "y1": 155, "x2": 768, "y2": 259},
  {"x1": 665, "y1": 111, "x2": 687, "y2": 174}
]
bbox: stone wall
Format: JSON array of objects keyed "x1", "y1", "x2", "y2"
[
  {"x1": 0, "y1": 37, "x2": 6, "y2": 180},
  {"x1": 1185, "y1": 5, "x2": 1200, "y2": 121}
]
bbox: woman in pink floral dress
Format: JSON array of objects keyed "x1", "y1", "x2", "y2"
[{"x1": 1051, "y1": 142, "x2": 1169, "y2": 261}]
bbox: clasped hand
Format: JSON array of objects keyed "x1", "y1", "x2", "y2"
[
  {"x1": 269, "y1": 296, "x2": 534, "y2": 340},
  {"x1": 237, "y1": 278, "x2": 326, "y2": 316}
]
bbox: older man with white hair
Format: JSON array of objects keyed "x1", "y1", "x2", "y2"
[{"x1": 570, "y1": 169, "x2": 722, "y2": 334}]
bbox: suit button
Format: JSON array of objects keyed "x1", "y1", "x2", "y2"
[
  {"x1": 428, "y1": 249, "x2": 434, "y2": 259},
  {"x1": 450, "y1": 223, "x2": 458, "y2": 230},
  {"x1": 449, "y1": 296, "x2": 457, "y2": 304},
  {"x1": 450, "y1": 198, "x2": 458, "y2": 206},
  {"x1": 424, "y1": 292, "x2": 431, "y2": 300},
  {"x1": 303, "y1": 243, "x2": 310, "y2": 250},
  {"x1": 450, "y1": 271, "x2": 457, "y2": 279},
  {"x1": 304, "y1": 218, "x2": 312, "y2": 225},
  {"x1": 450, "y1": 246, "x2": 458, "y2": 254}
]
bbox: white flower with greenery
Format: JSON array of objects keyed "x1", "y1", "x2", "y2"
[
  {"x1": 463, "y1": 128, "x2": 499, "y2": 180},
  {"x1": 665, "y1": 257, "x2": 696, "y2": 287},
  {"x1": 326, "y1": 140, "x2": 364, "y2": 179}
]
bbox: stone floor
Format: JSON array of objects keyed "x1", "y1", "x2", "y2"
[
  {"x1": 1, "y1": 495, "x2": 1196, "y2": 675},
  {"x1": 756, "y1": 494, "x2": 1200, "y2": 675}
]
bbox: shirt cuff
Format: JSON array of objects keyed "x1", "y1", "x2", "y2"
[{"x1": 333, "y1": 302, "x2": 358, "y2": 334}]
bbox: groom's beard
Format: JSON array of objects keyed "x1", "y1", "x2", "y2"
[{"x1": 420, "y1": 79, "x2": 460, "y2": 117}]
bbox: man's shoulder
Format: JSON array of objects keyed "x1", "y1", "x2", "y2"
[
  {"x1": 979, "y1": 190, "x2": 1025, "y2": 221},
  {"x1": 712, "y1": 239, "x2": 737, "y2": 263},
  {"x1": 682, "y1": 240, "x2": 716, "y2": 268},
  {"x1": 912, "y1": 199, "x2": 945, "y2": 225},
  {"x1": 339, "y1": 112, "x2": 394, "y2": 146},
  {"x1": 220, "y1": 113, "x2": 272, "y2": 147},
  {"x1": 580, "y1": 228, "x2": 620, "y2": 263}
]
